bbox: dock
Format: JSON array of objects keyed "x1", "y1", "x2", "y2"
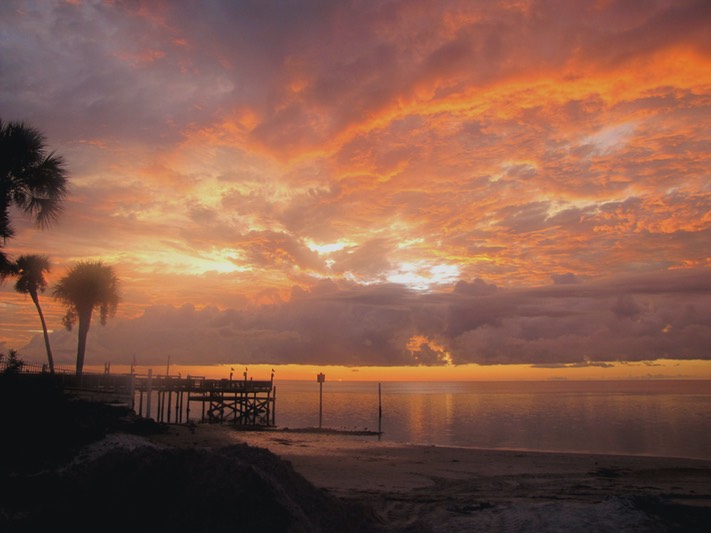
[
  {"x1": 133, "y1": 373, "x2": 276, "y2": 426},
  {"x1": 8, "y1": 368, "x2": 276, "y2": 426}
]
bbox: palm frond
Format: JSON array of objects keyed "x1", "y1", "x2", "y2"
[{"x1": 0, "y1": 119, "x2": 69, "y2": 233}]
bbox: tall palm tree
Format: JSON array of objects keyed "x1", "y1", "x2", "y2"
[
  {"x1": 0, "y1": 119, "x2": 69, "y2": 273},
  {"x1": 52, "y1": 261, "x2": 120, "y2": 376},
  {"x1": 13, "y1": 254, "x2": 55, "y2": 373}
]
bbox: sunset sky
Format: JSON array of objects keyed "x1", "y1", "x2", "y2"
[{"x1": 1, "y1": 0, "x2": 710, "y2": 380}]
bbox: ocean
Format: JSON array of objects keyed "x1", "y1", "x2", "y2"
[{"x1": 271, "y1": 380, "x2": 711, "y2": 460}]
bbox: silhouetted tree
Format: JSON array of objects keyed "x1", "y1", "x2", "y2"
[
  {"x1": 0, "y1": 119, "x2": 68, "y2": 274},
  {"x1": 0, "y1": 349, "x2": 25, "y2": 374},
  {"x1": 13, "y1": 254, "x2": 55, "y2": 373},
  {"x1": 52, "y1": 261, "x2": 120, "y2": 375}
]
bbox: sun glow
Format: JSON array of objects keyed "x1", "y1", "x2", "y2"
[
  {"x1": 130, "y1": 248, "x2": 247, "y2": 275},
  {"x1": 47, "y1": 359, "x2": 711, "y2": 383},
  {"x1": 407, "y1": 335, "x2": 454, "y2": 366},
  {"x1": 305, "y1": 239, "x2": 354, "y2": 254},
  {"x1": 386, "y1": 262, "x2": 461, "y2": 290}
]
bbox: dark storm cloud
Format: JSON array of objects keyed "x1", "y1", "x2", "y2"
[
  {"x1": 0, "y1": 0, "x2": 220, "y2": 145},
  {"x1": 25, "y1": 268, "x2": 711, "y2": 367}
]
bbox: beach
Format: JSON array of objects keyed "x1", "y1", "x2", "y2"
[
  {"x1": 145, "y1": 424, "x2": 711, "y2": 532},
  {"x1": 2, "y1": 375, "x2": 710, "y2": 531}
]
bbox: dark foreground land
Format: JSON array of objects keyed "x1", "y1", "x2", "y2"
[
  {"x1": 0, "y1": 374, "x2": 379, "y2": 533},
  {"x1": 2, "y1": 374, "x2": 710, "y2": 532}
]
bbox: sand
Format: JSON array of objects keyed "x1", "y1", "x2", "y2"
[
  {"x1": 5, "y1": 376, "x2": 706, "y2": 531},
  {"x1": 145, "y1": 424, "x2": 711, "y2": 532}
]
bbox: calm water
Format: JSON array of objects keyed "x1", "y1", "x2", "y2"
[{"x1": 272, "y1": 380, "x2": 711, "y2": 460}]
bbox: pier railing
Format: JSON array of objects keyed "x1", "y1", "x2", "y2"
[
  {"x1": 0, "y1": 366, "x2": 276, "y2": 427},
  {"x1": 131, "y1": 373, "x2": 276, "y2": 426}
]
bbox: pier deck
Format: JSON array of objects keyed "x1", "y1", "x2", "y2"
[
  {"x1": 134, "y1": 374, "x2": 276, "y2": 426},
  {"x1": 13, "y1": 371, "x2": 276, "y2": 426}
]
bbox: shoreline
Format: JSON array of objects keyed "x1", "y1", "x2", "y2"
[
  {"x1": 4, "y1": 377, "x2": 709, "y2": 531},
  {"x1": 163, "y1": 423, "x2": 711, "y2": 463},
  {"x1": 144, "y1": 423, "x2": 711, "y2": 531}
]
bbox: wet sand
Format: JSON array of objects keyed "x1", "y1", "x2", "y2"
[{"x1": 146, "y1": 424, "x2": 711, "y2": 531}]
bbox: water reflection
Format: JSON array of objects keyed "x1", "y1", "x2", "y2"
[{"x1": 267, "y1": 380, "x2": 711, "y2": 459}]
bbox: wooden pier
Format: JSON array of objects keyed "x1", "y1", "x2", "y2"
[
  {"x1": 33, "y1": 371, "x2": 276, "y2": 426},
  {"x1": 133, "y1": 372, "x2": 276, "y2": 426}
]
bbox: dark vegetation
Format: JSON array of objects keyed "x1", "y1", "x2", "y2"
[
  {"x1": 0, "y1": 374, "x2": 383, "y2": 532},
  {"x1": 0, "y1": 118, "x2": 68, "y2": 274},
  {"x1": 0, "y1": 371, "x2": 146, "y2": 474}
]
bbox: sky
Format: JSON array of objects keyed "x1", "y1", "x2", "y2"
[{"x1": 1, "y1": 0, "x2": 710, "y2": 380}]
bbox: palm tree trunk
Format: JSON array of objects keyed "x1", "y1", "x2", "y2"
[
  {"x1": 30, "y1": 290, "x2": 54, "y2": 373},
  {"x1": 76, "y1": 309, "x2": 92, "y2": 376}
]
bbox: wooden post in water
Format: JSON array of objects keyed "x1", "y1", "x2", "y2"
[
  {"x1": 378, "y1": 382, "x2": 382, "y2": 435},
  {"x1": 167, "y1": 389, "x2": 172, "y2": 423},
  {"x1": 186, "y1": 376, "x2": 192, "y2": 423},
  {"x1": 317, "y1": 373, "x2": 325, "y2": 429},
  {"x1": 146, "y1": 369, "x2": 153, "y2": 420},
  {"x1": 128, "y1": 373, "x2": 136, "y2": 411},
  {"x1": 177, "y1": 390, "x2": 183, "y2": 424}
]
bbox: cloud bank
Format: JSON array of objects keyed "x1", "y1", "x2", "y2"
[{"x1": 22, "y1": 268, "x2": 711, "y2": 368}]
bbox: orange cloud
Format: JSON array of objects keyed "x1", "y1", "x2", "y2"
[{"x1": 3, "y1": 1, "x2": 710, "y2": 368}]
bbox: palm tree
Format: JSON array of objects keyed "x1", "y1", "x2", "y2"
[
  {"x1": 13, "y1": 254, "x2": 55, "y2": 373},
  {"x1": 52, "y1": 261, "x2": 120, "y2": 375},
  {"x1": 0, "y1": 119, "x2": 69, "y2": 273}
]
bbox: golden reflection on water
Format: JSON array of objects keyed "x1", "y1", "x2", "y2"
[
  {"x1": 271, "y1": 380, "x2": 711, "y2": 459},
  {"x1": 86, "y1": 359, "x2": 711, "y2": 459}
]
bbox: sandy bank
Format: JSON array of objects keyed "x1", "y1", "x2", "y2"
[{"x1": 146, "y1": 424, "x2": 711, "y2": 532}]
